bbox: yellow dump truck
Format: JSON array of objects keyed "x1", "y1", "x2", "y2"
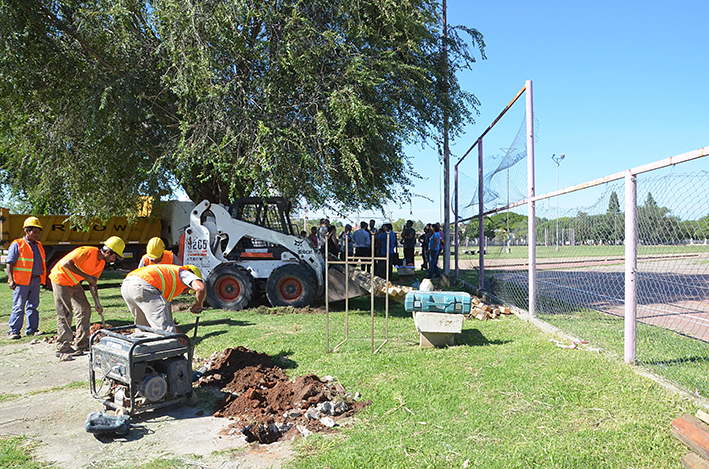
[
  {"x1": 0, "y1": 201, "x2": 198, "y2": 277},
  {"x1": 0, "y1": 207, "x2": 166, "y2": 275}
]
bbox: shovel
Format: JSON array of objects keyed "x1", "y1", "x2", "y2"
[
  {"x1": 191, "y1": 308, "x2": 205, "y2": 345},
  {"x1": 89, "y1": 284, "x2": 107, "y2": 328}
]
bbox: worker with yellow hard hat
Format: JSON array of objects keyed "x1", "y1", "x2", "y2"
[
  {"x1": 6, "y1": 217, "x2": 46, "y2": 340},
  {"x1": 138, "y1": 237, "x2": 180, "y2": 268},
  {"x1": 49, "y1": 236, "x2": 125, "y2": 356},
  {"x1": 121, "y1": 264, "x2": 205, "y2": 333}
]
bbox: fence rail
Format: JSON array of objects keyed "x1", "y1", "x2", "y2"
[{"x1": 455, "y1": 146, "x2": 709, "y2": 397}]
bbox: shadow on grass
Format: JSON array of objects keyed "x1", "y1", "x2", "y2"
[
  {"x1": 639, "y1": 355, "x2": 708, "y2": 367},
  {"x1": 183, "y1": 318, "x2": 253, "y2": 346},
  {"x1": 272, "y1": 349, "x2": 297, "y2": 369},
  {"x1": 457, "y1": 328, "x2": 511, "y2": 347}
]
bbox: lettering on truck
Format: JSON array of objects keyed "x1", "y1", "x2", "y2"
[{"x1": 49, "y1": 224, "x2": 129, "y2": 232}]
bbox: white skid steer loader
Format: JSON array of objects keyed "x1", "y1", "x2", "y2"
[{"x1": 183, "y1": 199, "x2": 331, "y2": 310}]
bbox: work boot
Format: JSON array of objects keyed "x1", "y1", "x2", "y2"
[{"x1": 56, "y1": 347, "x2": 84, "y2": 357}]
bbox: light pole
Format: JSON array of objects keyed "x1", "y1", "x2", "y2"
[{"x1": 551, "y1": 154, "x2": 565, "y2": 251}]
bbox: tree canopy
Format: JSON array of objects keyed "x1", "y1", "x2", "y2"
[{"x1": 0, "y1": 0, "x2": 485, "y2": 221}]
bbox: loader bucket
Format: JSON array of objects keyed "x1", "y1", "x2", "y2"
[{"x1": 326, "y1": 267, "x2": 369, "y2": 302}]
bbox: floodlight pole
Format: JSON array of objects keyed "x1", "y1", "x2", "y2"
[
  {"x1": 442, "y1": 0, "x2": 451, "y2": 278},
  {"x1": 551, "y1": 153, "x2": 565, "y2": 251}
]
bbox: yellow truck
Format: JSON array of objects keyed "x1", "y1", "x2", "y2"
[{"x1": 0, "y1": 201, "x2": 193, "y2": 275}]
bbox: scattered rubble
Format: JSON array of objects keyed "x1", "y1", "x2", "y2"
[{"x1": 197, "y1": 346, "x2": 370, "y2": 444}]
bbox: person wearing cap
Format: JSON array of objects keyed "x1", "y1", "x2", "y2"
[
  {"x1": 121, "y1": 264, "x2": 205, "y2": 333},
  {"x1": 49, "y1": 236, "x2": 125, "y2": 355},
  {"x1": 6, "y1": 217, "x2": 46, "y2": 339},
  {"x1": 138, "y1": 237, "x2": 180, "y2": 268}
]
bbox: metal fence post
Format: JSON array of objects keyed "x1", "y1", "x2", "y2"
[
  {"x1": 478, "y1": 137, "x2": 485, "y2": 291},
  {"x1": 526, "y1": 80, "x2": 536, "y2": 317},
  {"x1": 624, "y1": 170, "x2": 637, "y2": 363}
]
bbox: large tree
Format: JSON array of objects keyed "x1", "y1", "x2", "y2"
[{"x1": 0, "y1": 0, "x2": 485, "y2": 222}]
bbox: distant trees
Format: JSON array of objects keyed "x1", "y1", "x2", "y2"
[{"x1": 458, "y1": 190, "x2": 708, "y2": 247}]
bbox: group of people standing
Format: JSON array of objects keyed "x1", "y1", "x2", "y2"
[
  {"x1": 301, "y1": 218, "x2": 444, "y2": 279},
  {"x1": 419, "y1": 223, "x2": 443, "y2": 279},
  {"x1": 5, "y1": 217, "x2": 204, "y2": 357}
]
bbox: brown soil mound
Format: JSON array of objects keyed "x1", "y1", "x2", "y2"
[{"x1": 197, "y1": 346, "x2": 370, "y2": 444}]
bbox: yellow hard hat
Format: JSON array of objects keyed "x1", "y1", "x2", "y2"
[
  {"x1": 103, "y1": 236, "x2": 126, "y2": 258},
  {"x1": 146, "y1": 237, "x2": 165, "y2": 260},
  {"x1": 23, "y1": 216, "x2": 43, "y2": 230},
  {"x1": 184, "y1": 264, "x2": 203, "y2": 280}
]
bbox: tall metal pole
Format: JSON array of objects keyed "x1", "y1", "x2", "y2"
[
  {"x1": 526, "y1": 80, "x2": 536, "y2": 317},
  {"x1": 624, "y1": 170, "x2": 637, "y2": 363},
  {"x1": 454, "y1": 163, "x2": 459, "y2": 277},
  {"x1": 442, "y1": 0, "x2": 451, "y2": 277},
  {"x1": 556, "y1": 159, "x2": 559, "y2": 250},
  {"x1": 478, "y1": 138, "x2": 484, "y2": 292},
  {"x1": 551, "y1": 153, "x2": 565, "y2": 251}
]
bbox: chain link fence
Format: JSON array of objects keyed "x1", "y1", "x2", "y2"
[{"x1": 458, "y1": 158, "x2": 709, "y2": 397}]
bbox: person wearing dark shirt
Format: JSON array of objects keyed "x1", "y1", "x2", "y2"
[
  {"x1": 376, "y1": 224, "x2": 397, "y2": 279},
  {"x1": 352, "y1": 221, "x2": 372, "y2": 272},
  {"x1": 428, "y1": 223, "x2": 442, "y2": 278},
  {"x1": 401, "y1": 220, "x2": 416, "y2": 266}
]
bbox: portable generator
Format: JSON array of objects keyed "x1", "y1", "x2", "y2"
[{"x1": 89, "y1": 325, "x2": 194, "y2": 415}]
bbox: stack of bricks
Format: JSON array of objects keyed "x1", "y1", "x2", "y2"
[
  {"x1": 466, "y1": 296, "x2": 513, "y2": 321},
  {"x1": 671, "y1": 409, "x2": 709, "y2": 468}
]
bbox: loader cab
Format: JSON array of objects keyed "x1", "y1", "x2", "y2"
[
  {"x1": 199, "y1": 198, "x2": 297, "y2": 258},
  {"x1": 228, "y1": 197, "x2": 295, "y2": 236}
]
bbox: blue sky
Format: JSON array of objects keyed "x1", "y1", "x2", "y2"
[{"x1": 346, "y1": 0, "x2": 709, "y2": 226}]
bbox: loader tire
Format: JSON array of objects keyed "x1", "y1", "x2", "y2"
[
  {"x1": 205, "y1": 263, "x2": 254, "y2": 311},
  {"x1": 265, "y1": 264, "x2": 317, "y2": 308}
]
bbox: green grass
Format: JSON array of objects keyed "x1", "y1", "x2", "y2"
[
  {"x1": 0, "y1": 268, "x2": 701, "y2": 468},
  {"x1": 0, "y1": 436, "x2": 47, "y2": 468},
  {"x1": 458, "y1": 266, "x2": 709, "y2": 397}
]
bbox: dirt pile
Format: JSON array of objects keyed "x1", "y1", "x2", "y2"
[{"x1": 197, "y1": 346, "x2": 370, "y2": 444}]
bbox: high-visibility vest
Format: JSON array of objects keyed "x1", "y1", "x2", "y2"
[
  {"x1": 49, "y1": 246, "x2": 105, "y2": 286},
  {"x1": 128, "y1": 264, "x2": 190, "y2": 302},
  {"x1": 140, "y1": 251, "x2": 176, "y2": 267},
  {"x1": 10, "y1": 238, "x2": 46, "y2": 285}
]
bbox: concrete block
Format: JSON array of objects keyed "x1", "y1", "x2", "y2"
[
  {"x1": 413, "y1": 311, "x2": 465, "y2": 334},
  {"x1": 419, "y1": 332, "x2": 455, "y2": 348}
]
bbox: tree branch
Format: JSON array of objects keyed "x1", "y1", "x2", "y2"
[{"x1": 34, "y1": 0, "x2": 126, "y2": 77}]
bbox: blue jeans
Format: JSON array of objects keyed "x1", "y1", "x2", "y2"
[
  {"x1": 9, "y1": 276, "x2": 41, "y2": 335},
  {"x1": 428, "y1": 249, "x2": 440, "y2": 278}
]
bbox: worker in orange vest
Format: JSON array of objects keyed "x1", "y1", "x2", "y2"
[
  {"x1": 138, "y1": 237, "x2": 181, "y2": 268},
  {"x1": 121, "y1": 264, "x2": 205, "y2": 333},
  {"x1": 49, "y1": 237, "x2": 125, "y2": 356},
  {"x1": 6, "y1": 217, "x2": 46, "y2": 339}
]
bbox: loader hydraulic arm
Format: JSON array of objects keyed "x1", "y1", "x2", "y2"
[{"x1": 193, "y1": 200, "x2": 325, "y2": 292}]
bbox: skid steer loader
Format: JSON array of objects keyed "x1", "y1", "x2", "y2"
[{"x1": 182, "y1": 199, "x2": 366, "y2": 310}]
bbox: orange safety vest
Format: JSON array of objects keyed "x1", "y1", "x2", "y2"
[
  {"x1": 49, "y1": 246, "x2": 105, "y2": 286},
  {"x1": 140, "y1": 251, "x2": 176, "y2": 267},
  {"x1": 10, "y1": 238, "x2": 46, "y2": 285},
  {"x1": 128, "y1": 264, "x2": 190, "y2": 302}
]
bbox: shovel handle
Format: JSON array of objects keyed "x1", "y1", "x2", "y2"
[{"x1": 192, "y1": 315, "x2": 200, "y2": 343}]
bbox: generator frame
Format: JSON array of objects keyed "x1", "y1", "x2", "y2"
[{"x1": 89, "y1": 325, "x2": 194, "y2": 416}]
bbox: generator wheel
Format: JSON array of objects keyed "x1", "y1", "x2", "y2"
[
  {"x1": 265, "y1": 264, "x2": 317, "y2": 308},
  {"x1": 205, "y1": 263, "x2": 254, "y2": 311}
]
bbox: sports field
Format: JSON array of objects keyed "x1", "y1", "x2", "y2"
[{"x1": 456, "y1": 245, "x2": 709, "y2": 343}]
